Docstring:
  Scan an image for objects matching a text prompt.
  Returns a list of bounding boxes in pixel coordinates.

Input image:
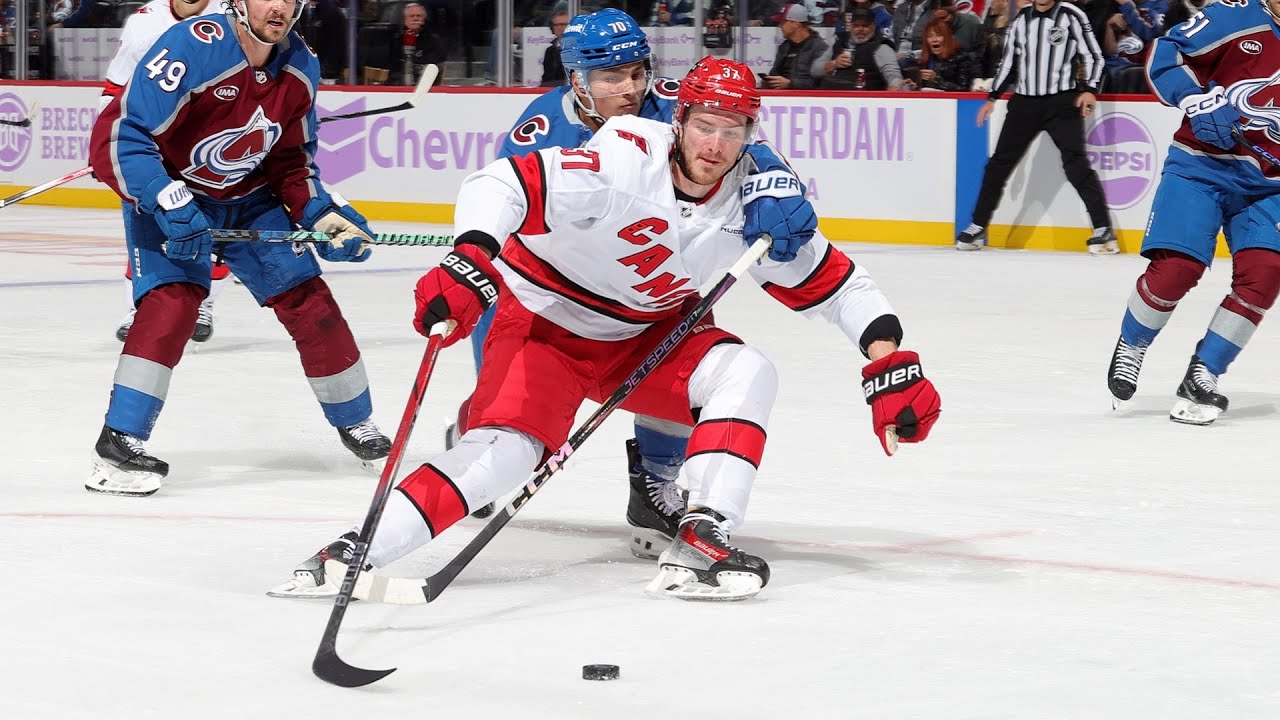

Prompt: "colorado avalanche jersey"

[456,115,896,348]
[100,0,222,109]
[497,78,679,159]
[90,14,324,221]
[1148,0,1280,193]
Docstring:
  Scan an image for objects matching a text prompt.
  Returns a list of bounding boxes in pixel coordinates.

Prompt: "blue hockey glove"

[1179,84,1239,151]
[300,194,374,263]
[741,170,817,262]
[140,179,212,262]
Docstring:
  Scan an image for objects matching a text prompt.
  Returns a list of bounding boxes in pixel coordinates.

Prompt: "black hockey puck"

[582,664,620,681]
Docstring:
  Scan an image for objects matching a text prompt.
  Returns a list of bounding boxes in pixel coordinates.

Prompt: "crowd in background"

[0,0,1213,91]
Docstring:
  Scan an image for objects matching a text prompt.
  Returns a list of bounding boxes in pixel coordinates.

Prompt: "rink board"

[0,82,1226,255]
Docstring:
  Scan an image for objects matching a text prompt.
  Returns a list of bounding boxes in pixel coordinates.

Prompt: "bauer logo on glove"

[741,170,803,201]
[860,350,941,456]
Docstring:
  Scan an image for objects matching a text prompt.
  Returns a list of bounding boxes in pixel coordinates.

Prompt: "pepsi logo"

[191,19,224,44]
[1241,40,1263,55]
[1086,112,1156,210]
[213,85,239,101]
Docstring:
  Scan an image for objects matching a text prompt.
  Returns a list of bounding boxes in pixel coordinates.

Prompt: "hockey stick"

[211,229,453,247]
[312,320,453,689]
[324,236,772,615]
[0,101,39,127]
[1231,125,1280,170]
[318,64,439,124]
[0,166,92,210]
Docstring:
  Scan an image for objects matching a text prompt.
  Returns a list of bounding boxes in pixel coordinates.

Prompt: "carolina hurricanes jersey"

[497,78,679,159]
[100,0,222,109]
[90,14,324,222]
[455,115,897,348]
[1148,0,1280,192]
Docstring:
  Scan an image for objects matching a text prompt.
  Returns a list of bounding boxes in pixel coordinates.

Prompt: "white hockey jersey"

[453,115,900,350]
[100,0,222,110]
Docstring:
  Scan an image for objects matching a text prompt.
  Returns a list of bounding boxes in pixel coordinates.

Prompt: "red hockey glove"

[861,350,940,456]
[413,243,500,346]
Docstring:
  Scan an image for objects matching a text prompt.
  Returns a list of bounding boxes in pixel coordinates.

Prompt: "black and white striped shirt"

[990,1,1104,99]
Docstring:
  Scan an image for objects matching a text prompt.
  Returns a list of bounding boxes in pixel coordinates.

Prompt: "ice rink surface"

[3,206,1278,719]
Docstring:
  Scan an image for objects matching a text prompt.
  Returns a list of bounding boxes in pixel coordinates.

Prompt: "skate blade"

[266,572,340,599]
[955,241,982,251]
[629,527,674,560]
[1169,398,1221,426]
[85,460,162,497]
[644,565,763,602]
[1089,242,1119,255]
[1110,395,1128,411]
[359,457,387,476]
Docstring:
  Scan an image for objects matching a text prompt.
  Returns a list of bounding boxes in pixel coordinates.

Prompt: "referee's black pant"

[970,92,1111,230]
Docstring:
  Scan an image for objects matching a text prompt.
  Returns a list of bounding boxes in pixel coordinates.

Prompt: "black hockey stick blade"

[1231,125,1280,169]
[0,101,38,127]
[318,65,438,124]
[313,632,396,688]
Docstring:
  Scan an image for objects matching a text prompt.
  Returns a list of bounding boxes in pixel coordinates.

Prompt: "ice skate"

[267,531,358,598]
[338,419,391,474]
[955,224,986,251]
[86,425,168,497]
[1087,227,1119,255]
[191,295,215,342]
[1170,354,1228,426]
[1107,335,1148,409]
[625,439,687,559]
[114,308,135,343]
[646,510,769,601]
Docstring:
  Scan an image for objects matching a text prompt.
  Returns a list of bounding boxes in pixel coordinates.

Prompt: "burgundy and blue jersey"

[497,77,679,159]
[91,14,324,223]
[1148,0,1280,193]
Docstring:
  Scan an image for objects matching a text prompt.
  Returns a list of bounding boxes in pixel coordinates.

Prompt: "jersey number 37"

[145,49,188,93]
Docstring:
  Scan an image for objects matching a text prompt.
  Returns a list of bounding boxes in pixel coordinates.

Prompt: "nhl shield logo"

[1048,28,1066,46]
[181,106,282,189]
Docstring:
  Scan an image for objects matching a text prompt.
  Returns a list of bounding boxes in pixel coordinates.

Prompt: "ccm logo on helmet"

[191,19,224,44]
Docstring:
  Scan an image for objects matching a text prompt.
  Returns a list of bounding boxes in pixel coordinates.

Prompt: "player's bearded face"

[244,0,297,42]
[675,107,751,186]
[578,61,650,119]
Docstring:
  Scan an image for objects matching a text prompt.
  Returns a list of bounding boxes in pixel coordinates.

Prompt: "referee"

[956,0,1117,254]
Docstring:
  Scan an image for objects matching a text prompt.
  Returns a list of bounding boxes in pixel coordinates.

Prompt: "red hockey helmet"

[675,56,762,125]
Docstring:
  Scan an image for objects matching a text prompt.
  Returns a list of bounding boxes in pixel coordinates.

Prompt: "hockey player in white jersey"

[101,0,226,344]
[270,57,941,601]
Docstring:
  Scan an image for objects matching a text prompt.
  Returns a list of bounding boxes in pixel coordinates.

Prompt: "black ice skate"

[191,296,214,342]
[1170,354,1229,426]
[1107,335,1149,409]
[955,224,986,251]
[338,419,391,474]
[625,439,687,559]
[266,531,359,598]
[646,510,770,601]
[1087,227,1119,255]
[86,425,169,497]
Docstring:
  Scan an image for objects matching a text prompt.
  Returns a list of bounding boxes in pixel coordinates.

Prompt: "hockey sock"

[633,417,690,483]
[107,283,203,439]
[1120,251,1206,346]
[1197,248,1280,375]
[269,276,372,428]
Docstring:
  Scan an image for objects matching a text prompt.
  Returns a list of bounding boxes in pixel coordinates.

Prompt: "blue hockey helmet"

[559,8,652,76]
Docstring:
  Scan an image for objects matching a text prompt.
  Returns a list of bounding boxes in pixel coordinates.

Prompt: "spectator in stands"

[539,4,569,86]
[892,0,932,57]
[931,0,984,53]
[1113,0,1167,49]
[1075,0,1120,48]
[763,2,829,89]
[298,0,347,84]
[50,0,114,29]
[847,0,894,40]
[917,17,979,90]
[1101,13,1151,93]
[820,7,903,89]
[391,1,447,86]
[1163,0,1208,31]
[979,0,1011,80]
[749,0,783,26]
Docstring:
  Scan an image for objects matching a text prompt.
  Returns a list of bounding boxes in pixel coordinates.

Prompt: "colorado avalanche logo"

[181,107,282,189]
[191,19,224,44]
[654,78,680,99]
[1227,69,1280,143]
[510,114,550,146]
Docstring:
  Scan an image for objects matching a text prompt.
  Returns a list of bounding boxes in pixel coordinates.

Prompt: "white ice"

[2,206,1278,719]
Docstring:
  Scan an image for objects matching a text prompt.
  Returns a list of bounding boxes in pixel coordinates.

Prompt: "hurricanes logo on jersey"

[1227,69,1280,142]
[181,106,282,189]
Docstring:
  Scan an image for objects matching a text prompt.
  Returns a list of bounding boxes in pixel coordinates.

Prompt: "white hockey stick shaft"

[0,166,93,210]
